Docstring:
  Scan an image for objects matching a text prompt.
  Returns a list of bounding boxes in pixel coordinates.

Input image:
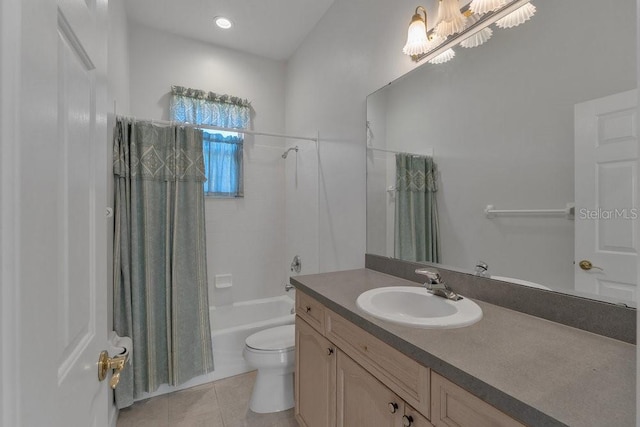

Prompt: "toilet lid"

[246,324,295,351]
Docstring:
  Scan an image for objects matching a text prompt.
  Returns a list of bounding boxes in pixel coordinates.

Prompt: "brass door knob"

[578,260,603,271]
[98,350,128,389]
[388,402,398,414]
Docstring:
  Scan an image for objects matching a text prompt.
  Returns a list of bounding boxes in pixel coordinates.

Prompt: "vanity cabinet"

[295,290,523,427]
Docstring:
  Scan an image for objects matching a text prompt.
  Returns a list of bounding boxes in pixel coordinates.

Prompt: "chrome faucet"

[474,261,490,277]
[415,268,462,301]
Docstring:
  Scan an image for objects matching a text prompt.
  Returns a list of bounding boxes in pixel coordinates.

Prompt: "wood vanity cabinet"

[294,290,524,427]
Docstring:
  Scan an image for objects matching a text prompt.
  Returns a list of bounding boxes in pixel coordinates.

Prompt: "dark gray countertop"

[291,268,636,427]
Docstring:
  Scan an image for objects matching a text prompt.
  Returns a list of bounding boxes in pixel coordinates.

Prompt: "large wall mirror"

[366,0,638,306]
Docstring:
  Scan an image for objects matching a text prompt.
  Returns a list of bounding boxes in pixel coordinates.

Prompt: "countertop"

[291,269,636,427]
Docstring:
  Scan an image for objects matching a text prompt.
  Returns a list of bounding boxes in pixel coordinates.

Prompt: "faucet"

[474,261,490,277]
[415,268,462,301]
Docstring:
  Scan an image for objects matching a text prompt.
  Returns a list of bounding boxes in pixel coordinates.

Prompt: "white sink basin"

[356,286,482,329]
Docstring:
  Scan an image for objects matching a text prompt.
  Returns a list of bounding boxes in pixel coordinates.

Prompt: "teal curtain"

[394,153,440,263]
[169,85,250,198]
[112,117,214,409]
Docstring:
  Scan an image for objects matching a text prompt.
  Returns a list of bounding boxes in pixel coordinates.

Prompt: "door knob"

[98,350,128,389]
[327,348,334,356]
[578,260,603,271]
[388,402,398,414]
[402,415,414,426]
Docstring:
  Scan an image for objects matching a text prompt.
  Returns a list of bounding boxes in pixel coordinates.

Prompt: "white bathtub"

[210,295,295,381]
[136,294,294,400]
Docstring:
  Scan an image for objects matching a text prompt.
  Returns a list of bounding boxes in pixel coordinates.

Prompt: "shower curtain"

[112,117,214,408]
[394,153,440,263]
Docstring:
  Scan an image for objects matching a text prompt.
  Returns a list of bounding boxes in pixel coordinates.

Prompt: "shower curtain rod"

[367,146,434,156]
[116,115,318,143]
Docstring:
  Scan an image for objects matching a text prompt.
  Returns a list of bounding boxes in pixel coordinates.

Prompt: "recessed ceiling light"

[214,16,233,30]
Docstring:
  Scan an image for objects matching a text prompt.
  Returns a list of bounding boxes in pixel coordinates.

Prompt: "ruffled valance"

[170,85,251,130]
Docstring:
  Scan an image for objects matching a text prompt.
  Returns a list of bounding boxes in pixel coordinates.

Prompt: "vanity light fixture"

[434,0,468,38]
[495,2,536,29]
[469,0,506,15]
[214,16,233,29]
[403,0,536,63]
[402,6,431,56]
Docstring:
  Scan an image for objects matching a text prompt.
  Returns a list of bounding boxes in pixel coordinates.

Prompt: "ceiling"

[124,0,336,61]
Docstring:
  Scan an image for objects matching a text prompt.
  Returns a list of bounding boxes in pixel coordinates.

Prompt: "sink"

[356,286,482,329]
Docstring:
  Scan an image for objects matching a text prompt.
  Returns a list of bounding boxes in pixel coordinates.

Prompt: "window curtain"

[394,153,440,263]
[169,85,250,197]
[202,132,244,197]
[112,117,214,409]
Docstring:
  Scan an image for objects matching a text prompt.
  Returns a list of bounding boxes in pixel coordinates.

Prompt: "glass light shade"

[428,48,455,64]
[460,14,493,48]
[434,0,468,38]
[495,3,536,29]
[469,0,506,15]
[403,14,430,56]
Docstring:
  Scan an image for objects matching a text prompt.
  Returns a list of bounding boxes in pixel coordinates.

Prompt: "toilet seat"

[246,324,295,352]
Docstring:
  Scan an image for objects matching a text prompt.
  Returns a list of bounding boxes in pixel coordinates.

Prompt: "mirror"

[366,0,637,306]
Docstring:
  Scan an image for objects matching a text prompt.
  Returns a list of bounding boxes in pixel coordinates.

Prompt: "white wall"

[128,24,292,304]
[285,0,426,272]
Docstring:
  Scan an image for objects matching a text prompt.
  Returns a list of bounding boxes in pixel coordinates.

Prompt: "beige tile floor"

[117,371,298,427]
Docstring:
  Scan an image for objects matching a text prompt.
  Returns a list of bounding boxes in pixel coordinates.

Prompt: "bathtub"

[137,294,294,400]
[210,295,295,381]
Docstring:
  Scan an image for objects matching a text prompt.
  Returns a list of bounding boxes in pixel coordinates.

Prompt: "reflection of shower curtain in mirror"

[394,153,440,263]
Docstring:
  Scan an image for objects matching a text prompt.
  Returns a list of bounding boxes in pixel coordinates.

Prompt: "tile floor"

[117,371,298,427]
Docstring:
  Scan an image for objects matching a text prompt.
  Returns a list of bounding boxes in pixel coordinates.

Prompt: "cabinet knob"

[388,402,398,414]
[327,348,334,356]
[402,415,414,426]
[305,306,311,313]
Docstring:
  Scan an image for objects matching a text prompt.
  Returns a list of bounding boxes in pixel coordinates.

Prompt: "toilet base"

[249,370,294,413]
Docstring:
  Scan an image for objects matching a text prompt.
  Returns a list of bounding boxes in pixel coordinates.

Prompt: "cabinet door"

[404,405,435,427]
[295,316,336,427]
[431,373,525,427]
[337,351,403,427]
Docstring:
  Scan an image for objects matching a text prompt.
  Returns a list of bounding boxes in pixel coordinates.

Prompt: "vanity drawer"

[431,373,525,427]
[325,309,430,418]
[296,291,325,334]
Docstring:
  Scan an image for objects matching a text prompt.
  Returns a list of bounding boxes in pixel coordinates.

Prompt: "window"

[202,130,243,197]
[169,85,251,198]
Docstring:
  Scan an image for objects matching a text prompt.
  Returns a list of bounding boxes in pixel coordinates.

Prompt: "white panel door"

[1,0,109,425]
[56,0,109,426]
[574,90,638,303]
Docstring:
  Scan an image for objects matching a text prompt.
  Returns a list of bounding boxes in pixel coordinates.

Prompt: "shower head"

[281,146,299,159]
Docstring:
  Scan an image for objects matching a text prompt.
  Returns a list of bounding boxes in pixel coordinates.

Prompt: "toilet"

[243,324,295,413]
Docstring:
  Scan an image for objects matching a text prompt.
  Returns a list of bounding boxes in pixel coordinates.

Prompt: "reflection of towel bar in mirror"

[485,203,575,219]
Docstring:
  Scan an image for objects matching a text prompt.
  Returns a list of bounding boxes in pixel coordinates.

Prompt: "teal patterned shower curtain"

[112,117,214,408]
[394,153,440,263]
